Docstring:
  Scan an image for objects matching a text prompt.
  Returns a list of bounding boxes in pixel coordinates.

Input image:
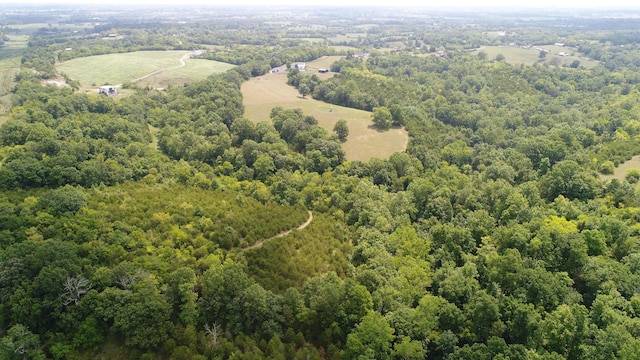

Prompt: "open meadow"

[330,45,361,53]
[304,55,344,79]
[56,51,235,90]
[600,155,640,188]
[242,71,408,161]
[0,35,29,60]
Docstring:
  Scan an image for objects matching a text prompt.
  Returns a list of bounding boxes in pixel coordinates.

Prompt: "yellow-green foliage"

[74,182,309,270]
[245,212,352,292]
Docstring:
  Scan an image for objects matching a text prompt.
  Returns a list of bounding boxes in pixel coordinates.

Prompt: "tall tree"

[372,107,392,130]
[333,119,349,141]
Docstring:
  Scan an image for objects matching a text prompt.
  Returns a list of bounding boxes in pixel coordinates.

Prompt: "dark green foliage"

[333,119,349,141]
[37,185,86,215]
[540,161,599,201]
[372,106,392,130]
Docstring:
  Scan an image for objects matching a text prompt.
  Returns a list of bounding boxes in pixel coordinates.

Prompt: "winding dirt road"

[243,211,313,251]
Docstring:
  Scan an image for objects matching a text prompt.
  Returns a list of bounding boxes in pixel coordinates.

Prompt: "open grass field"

[242,72,408,161]
[56,51,234,89]
[0,94,12,125]
[283,37,325,44]
[8,23,93,34]
[327,33,367,43]
[0,57,20,96]
[134,58,236,88]
[307,55,344,71]
[600,155,640,189]
[354,24,379,30]
[0,35,29,60]
[478,45,600,68]
[331,45,361,53]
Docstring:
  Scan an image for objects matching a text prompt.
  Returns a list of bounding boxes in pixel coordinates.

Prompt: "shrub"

[626,169,640,184]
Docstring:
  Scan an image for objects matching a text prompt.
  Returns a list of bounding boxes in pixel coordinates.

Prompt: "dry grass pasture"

[600,155,640,188]
[303,55,344,79]
[242,72,408,161]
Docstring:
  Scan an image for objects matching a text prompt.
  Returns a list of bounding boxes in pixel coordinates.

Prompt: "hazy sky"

[17,0,640,8]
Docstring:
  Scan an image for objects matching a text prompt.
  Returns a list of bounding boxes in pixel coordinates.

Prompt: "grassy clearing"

[331,45,361,53]
[0,57,21,122]
[287,24,327,31]
[600,155,640,188]
[478,45,599,68]
[134,58,235,89]
[56,51,234,89]
[327,33,366,43]
[8,23,91,34]
[306,55,343,70]
[148,124,160,150]
[0,35,29,60]
[242,72,408,161]
[386,41,406,49]
[354,24,379,30]
[0,57,20,96]
[283,37,325,44]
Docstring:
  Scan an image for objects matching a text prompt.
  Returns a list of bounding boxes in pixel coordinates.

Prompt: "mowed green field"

[479,45,599,68]
[136,58,236,88]
[56,51,234,89]
[242,72,408,161]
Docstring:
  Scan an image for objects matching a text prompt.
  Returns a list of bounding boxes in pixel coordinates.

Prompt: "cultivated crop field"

[56,51,234,89]
[242,72,408,161]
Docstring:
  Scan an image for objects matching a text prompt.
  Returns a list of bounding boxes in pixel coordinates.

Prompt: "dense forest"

[2,4,640,360]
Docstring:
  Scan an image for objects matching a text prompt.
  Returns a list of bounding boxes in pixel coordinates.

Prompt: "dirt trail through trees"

[243,210,313,251]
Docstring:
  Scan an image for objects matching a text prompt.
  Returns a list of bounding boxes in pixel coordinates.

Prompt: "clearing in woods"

[0,57,22,125]
[600,155,640,188]
[56,50,235,90]
[478,45,600,68]
[242,58,408,161]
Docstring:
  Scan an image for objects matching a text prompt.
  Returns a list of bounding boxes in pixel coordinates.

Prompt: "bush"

[626,169,640,184]
[599,161,615,175]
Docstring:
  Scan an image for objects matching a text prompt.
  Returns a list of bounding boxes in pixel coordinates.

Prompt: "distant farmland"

[56,51,235,90]
[478,45,599,68]
[242,71,408,162]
